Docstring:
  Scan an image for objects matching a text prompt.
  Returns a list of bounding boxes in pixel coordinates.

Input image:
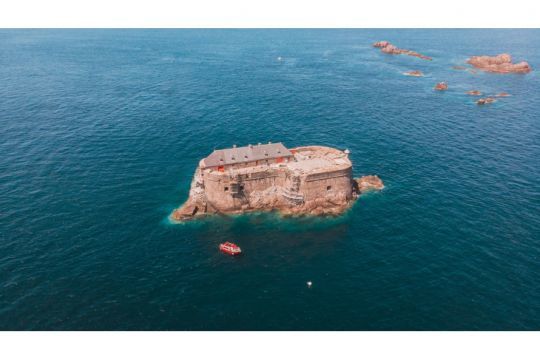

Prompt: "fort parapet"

[171,143,383,220]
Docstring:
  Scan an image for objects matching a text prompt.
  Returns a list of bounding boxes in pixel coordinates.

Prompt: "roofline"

[200,142,293,169]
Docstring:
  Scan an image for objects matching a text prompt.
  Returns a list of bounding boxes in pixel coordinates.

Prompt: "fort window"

[327,186,332,191]
[224,186,229,192]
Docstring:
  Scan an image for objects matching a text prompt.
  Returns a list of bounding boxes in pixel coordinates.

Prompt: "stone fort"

[172,142,358,219]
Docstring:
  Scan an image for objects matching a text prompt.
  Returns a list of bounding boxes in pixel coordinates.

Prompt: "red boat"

[219,242,242,256]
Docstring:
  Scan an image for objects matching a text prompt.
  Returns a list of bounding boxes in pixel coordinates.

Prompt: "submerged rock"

[495,92,510,97]
[467,54,532,74]
[404,70,424,77]
[466,90,482,96]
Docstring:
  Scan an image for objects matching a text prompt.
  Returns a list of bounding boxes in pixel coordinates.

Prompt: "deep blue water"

[1,29,539,330]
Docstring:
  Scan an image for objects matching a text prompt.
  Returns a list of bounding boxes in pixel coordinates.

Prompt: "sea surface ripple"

[0,29,539,330]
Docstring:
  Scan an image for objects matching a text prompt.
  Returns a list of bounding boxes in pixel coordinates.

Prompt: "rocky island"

[467,54,532,74]
[171,143,383,221]
[373,41,432,60]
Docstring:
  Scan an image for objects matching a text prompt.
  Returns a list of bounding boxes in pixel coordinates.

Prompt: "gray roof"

[202,143,292,168]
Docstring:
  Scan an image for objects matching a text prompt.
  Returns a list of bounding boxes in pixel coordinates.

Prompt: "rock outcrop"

[434,82,448,91]
[354,175,385,193]
[404,70,424,77]
[170,144,383,221]
[467,54,532,74]
[373,41,432,61]
[466,90,482,96]
[373,41,391,48]
[476,97,496,105]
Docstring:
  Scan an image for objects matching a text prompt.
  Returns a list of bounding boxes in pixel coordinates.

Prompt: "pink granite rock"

[466,90,482,96]
[434,82,448,91]
[476,97,496,105]
[467,54,532,74]
[373,41,390,48]
[354,175,384,193]
[404,70,424,77]
[373,41,432,61]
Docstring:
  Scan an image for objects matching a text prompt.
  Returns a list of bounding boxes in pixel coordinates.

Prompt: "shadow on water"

[161,206,359,268]
[165,208,354,232]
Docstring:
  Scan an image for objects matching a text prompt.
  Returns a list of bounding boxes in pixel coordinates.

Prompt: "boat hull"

[219,243,242,256]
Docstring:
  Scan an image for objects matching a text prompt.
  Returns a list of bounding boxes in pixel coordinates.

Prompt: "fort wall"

[300,168,353,202]
[171,145,381,220]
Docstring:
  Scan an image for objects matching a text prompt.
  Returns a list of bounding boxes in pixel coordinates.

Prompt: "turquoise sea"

[1,29,539,330]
